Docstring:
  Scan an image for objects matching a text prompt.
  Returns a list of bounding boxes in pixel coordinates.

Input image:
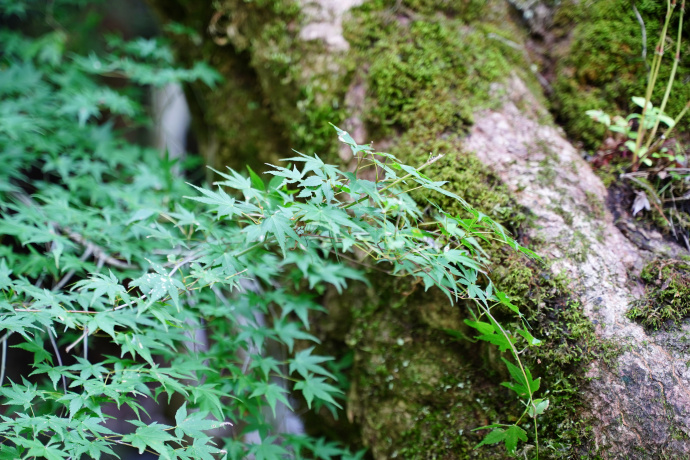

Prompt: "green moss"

[154,0,617,457]
[537,160,557,186]
[411,141,526,226]
[551,0,690,149]
[345,5,525,141]
[342,0,531,228]
[345,251,618,458]
[229,2,351,161]
[627,259,690,330]
[398,0,488,18]
[552,205,575,226]
[158,0,353,171]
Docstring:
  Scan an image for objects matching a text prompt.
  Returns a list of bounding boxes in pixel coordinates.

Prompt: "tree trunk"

[148,0,690,458]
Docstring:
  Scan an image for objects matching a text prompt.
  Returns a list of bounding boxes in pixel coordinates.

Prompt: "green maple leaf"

[294,374,342,410]
[289,347,335,380]
[121,421,175,455]
[249,382,291,417]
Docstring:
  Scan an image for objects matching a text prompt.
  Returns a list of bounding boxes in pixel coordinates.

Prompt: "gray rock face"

[465,74,690,458]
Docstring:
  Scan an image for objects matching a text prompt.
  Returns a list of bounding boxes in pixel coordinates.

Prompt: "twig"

[65,329,88,354]
[64,228,133,270]
[14,308,98,314]
[95,254,105,272]
[47,328,67,394]
[211,285,259,374]
[83,327,88,361]
[113,295,147,311]
[168,249,206,277]
[0,337,7,388]
[344,154,445,210]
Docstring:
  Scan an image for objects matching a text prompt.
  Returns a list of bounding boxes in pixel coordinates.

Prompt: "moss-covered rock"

[627,259,690,330]
[150,0,353,171]
[492,255,616,456]
[345,0,527,139]
[336,277,515,459]
[335,2,614,457]
[342,0,533,224]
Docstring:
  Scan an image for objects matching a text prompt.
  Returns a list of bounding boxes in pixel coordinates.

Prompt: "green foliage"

[552,0,690,149]
[0,2,545,458]
[584,0,690,240]
[585,0,688,170]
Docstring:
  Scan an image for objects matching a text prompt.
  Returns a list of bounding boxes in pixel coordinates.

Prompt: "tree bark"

[148,0,690,458]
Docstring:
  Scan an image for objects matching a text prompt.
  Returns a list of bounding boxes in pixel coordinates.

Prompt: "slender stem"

[646,99,690,156]
[53,246,93,291]
[534,417,539,459]
[168,248,205,277]
[632,0,649,70]
[234,239,271,258]
[83,327,88,361]
[483,306,539,455]
[634,0,674,167]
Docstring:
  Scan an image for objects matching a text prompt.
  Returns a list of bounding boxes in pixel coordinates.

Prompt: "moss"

[222,1,352,162]
[408,140,526,228]
[537,161,557,186]
[627,259,690,330]
[345,4,526,141]
[398,0,488,19]
[342,0,531,228]
[551,205,575,226]
[151,0,620,457]
[350,249,620,459]
[551,0,690,149]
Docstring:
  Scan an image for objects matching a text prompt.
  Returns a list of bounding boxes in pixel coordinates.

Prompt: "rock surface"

[465,74,690,458]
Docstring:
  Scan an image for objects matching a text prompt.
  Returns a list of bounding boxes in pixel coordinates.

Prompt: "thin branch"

[0,336,7,388]
[65,330,88,354]
[47,328,67,394]
[211,285,259,374]
[344,154,445,209]
[83,327,88,361]
[14,308,98,314]
[64,228,133,270]
[168,249,206,277]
